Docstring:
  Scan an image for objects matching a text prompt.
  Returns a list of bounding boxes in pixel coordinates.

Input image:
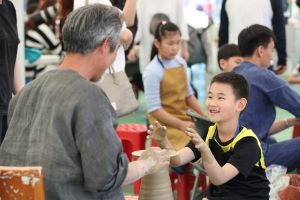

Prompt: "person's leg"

[266,136,277,144]
[0,115,8,144]
[265,138,300,172]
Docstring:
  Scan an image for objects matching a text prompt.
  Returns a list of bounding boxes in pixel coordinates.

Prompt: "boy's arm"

[185,128,239,186]
[186,95,206,116]
[148,121,195,167]
[150,108,195,132]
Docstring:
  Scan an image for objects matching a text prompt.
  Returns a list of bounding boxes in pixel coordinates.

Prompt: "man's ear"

[237,98,247,112]
[257,45,264,57]
[154,39,160,49]
[219,59,226,71]
[98,38,110,53]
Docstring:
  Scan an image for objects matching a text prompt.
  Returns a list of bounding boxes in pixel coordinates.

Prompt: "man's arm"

[13,63,24,94]
[122,147,170,186]
[122,0,137,27]
[269,118,300,135]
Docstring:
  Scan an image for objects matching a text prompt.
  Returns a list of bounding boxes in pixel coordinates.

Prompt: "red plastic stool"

[116,124,147,195]
[171,164,207,200]
[292,125,300,138]
[124,195,138,200]
[116,124,147,161]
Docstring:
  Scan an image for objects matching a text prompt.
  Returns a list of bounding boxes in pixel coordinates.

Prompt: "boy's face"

[220,56,243,72]
[258,39,274,68]
[205,82,246,124]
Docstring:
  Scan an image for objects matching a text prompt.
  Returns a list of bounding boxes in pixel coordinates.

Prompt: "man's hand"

[139,147,170,175]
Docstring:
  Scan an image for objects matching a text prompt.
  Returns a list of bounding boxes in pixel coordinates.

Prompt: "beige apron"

[148,60,192,150]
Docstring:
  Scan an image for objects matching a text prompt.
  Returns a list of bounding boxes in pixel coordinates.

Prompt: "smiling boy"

[149,72,270,199]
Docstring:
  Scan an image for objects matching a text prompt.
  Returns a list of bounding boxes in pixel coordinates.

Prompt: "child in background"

[217,44,242,72]
[149,13,170,60]
[143,21,205,151]
[149,72,270,199]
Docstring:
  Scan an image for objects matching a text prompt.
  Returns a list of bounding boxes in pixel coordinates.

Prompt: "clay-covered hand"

[138,147,170,175]
[185,128,207,153]
[147,121,168,146]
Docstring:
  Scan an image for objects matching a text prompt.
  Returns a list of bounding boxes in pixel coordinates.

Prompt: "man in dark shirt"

[0,0,23,144]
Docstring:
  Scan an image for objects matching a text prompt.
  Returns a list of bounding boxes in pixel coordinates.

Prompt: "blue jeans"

[264,137,300,172]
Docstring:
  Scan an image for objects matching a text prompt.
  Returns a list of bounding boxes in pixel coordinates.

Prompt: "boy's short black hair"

[217,44,241,69]
[210,72,249,100]
[238,24,275,57]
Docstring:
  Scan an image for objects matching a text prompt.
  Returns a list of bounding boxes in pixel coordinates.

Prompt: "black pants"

[0,115,8,145]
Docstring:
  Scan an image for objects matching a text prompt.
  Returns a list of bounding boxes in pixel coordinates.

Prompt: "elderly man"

[0,5,169,199]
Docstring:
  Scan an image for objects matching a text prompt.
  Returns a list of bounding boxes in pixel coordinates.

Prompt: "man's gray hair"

[62,4,123,54]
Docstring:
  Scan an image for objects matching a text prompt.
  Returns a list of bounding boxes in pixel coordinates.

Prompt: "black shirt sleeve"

[227,137,260,178]
[218,0,229,47]
[186,140,202,163]
[271,0,287,66]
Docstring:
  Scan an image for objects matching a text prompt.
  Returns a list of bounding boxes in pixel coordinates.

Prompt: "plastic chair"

[190,162,208,200]
[116,124,148,161]
[170,164,207,200]
[116,124,148,195]
[0,166,45,200]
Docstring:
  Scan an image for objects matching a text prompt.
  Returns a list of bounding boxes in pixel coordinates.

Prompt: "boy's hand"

[185,128,207,152]
[147,121,168,148]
